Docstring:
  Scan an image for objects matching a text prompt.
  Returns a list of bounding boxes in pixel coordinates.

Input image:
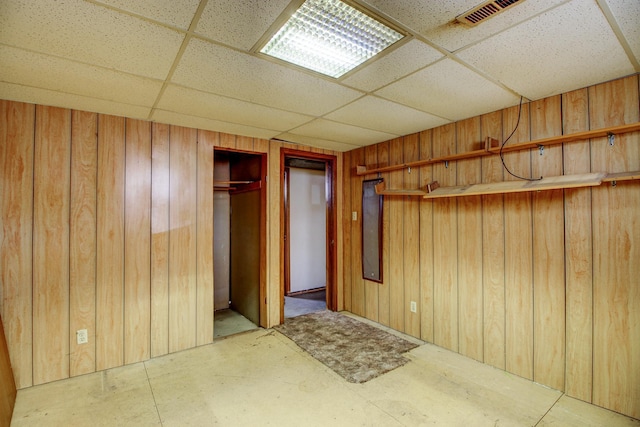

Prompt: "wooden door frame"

[280,149,338,323]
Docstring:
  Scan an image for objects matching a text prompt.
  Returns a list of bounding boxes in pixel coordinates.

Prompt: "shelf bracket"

[408,166,412,174]
[538,145,544,156]
[445,161,449,168]
[608,132,615,146]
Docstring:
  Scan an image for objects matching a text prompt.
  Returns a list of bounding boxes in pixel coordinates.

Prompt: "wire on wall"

[499,96,543,181]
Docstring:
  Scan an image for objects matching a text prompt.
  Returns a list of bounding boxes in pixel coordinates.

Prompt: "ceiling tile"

[93,0,201,30]
[196,0,291,50]
[341,39,444,92]
[423,0,567,52]
[0,46,162,107]
[275,133,363,152]
[0,0,184,79]
[325,96,449,135]
[157,85,313,131]
[0,82,152,119]
[151,109,280,140]
[603,0,640,62]
[288,119,397,145]
[457,0,636,100]
[361,0,479,36]
[172,38,364,116]
[376,58,520,120]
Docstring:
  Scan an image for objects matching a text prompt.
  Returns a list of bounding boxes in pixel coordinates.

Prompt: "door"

[230,186,261,325]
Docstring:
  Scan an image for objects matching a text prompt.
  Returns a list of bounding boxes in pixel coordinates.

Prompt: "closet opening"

[213,149,266,338]
[281,149,337,321]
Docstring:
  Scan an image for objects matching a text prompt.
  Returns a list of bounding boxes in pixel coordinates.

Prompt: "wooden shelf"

[374,171,640,199]
[358,122,640,176]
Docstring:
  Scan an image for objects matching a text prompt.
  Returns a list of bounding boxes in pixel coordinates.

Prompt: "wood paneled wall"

[343,74,640,419]
[0,99,340,390]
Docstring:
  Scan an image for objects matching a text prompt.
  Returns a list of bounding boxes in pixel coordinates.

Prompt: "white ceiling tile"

[341,39,444,92]
[196,0,291,50]
[157,85,313,131]
[288,119,397,145]
[457,0,636,100]
[361,0,479,36]
[325,96,450,135]
[424,0,567,52]
[0,0,184,79]
[376,59,520,120]
[0,82,152,119]
[172,38,364,116]
[0,46,162,107]
[603,0,640,62]
[152,109,280,140]
[93,0,201,29]
[275,133,363,152]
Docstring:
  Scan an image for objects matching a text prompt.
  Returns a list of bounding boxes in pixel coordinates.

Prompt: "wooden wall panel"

[432,124,458,351]
[403,134,420,338]
[340,74,640,420]
[236,135,254,152]
[220,133,236,149]
[124,119,151,364]
[169,126,198,353]
[503,103,534,381]
[480,111,505,369]
[0,100,34,389]
[196,131,215,345]
[562,88,593,402]
[268,140,282,325]
[350,148,365,317]
[33,105,71,385]
[150,123,170,357]
[363,145,379,322]
[341,150,352,313]
[418,130,434,343]
[456,117,483,361]
[0,314,16,426]
[376,141,390,327]
[388,138,404,331]
[530,96,565,391]
[590,75,640,419]
[96,114,125,371]
[69,110,97,377]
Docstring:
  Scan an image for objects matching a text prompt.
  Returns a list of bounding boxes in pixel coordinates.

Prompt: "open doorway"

[281,149,337,322]
[213,149,266,338]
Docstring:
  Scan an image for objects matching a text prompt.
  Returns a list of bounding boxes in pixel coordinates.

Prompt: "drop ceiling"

[0,0,638,152]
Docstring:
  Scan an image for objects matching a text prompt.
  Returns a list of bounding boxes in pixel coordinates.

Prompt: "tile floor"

[10,313,640,427]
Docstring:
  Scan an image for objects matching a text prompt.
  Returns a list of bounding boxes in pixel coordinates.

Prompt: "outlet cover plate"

[77,329,88,344]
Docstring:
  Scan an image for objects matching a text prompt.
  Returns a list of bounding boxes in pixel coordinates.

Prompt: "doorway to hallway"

[280,149,337,321]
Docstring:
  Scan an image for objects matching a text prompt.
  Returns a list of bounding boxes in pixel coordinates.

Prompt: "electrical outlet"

[77,329,88,345]
[352,211,358,221]
[410,301,417,313]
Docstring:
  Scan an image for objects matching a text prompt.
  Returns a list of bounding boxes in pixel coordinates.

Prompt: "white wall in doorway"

[289,167,326,293]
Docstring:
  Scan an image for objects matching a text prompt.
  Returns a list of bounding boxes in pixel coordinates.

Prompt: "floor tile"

[11,364,159,426]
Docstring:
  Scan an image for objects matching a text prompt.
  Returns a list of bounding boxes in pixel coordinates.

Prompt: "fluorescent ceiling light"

[260,0,404,78]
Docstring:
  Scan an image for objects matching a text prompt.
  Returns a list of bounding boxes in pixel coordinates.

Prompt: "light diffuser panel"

[260,0,404,78]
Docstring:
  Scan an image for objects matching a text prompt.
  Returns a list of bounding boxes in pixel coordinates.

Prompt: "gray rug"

[274,311,419,383]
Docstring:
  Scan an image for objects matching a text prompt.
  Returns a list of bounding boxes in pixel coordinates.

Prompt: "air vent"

[456,0,525,26]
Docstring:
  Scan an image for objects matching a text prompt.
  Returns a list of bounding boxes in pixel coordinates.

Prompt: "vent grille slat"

[457,0,524,26]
